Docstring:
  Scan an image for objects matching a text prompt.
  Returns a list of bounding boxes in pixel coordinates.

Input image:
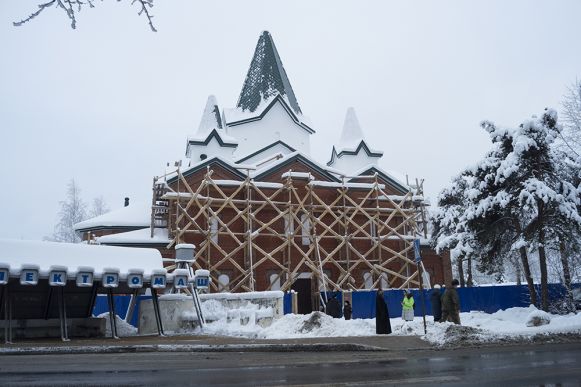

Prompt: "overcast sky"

[1,0,580,241]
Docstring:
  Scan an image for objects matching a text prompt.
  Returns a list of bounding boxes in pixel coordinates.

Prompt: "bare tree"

[558,80,581,156]
[51,179,87,243]
[14,0,157,32]
[89,196,109,218]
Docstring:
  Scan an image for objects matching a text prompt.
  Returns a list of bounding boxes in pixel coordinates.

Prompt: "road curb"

[0,342,388,355]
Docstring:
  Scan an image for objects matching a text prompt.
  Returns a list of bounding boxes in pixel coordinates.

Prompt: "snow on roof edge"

[0,238,164,278]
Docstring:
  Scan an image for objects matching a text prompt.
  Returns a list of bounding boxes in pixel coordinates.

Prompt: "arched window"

[210,216,219,244]
[370,221,377,243]
[218,274,230,292]
[269,273,281,291]
[301,213,311,246]
[363,272,373,289]
[284,212,294,236]
[380,273,389,289]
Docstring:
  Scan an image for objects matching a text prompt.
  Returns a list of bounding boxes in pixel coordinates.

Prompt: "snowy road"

[0,342,580,386]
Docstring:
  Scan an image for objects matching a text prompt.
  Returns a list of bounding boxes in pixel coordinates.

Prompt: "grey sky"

[1,0,580,240]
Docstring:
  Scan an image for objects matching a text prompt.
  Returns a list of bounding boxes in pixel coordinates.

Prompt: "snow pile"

[198,299,228,321]
[201,311,375,339]
[191,305,581,346]
[526,309,552,327]
[97,313,138,337]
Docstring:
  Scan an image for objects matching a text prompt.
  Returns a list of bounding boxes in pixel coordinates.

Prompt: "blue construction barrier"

[283,292,293,315]
[351,289,416,319]
[282,283,581,318]
[92,295,150,327]
[94,284,580,326]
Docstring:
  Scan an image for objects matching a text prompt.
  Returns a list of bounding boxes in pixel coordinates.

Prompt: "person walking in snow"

[343,300,352,320]
[430,284,443,322]
[441,279,461,324]
[401,291,415,321]
[375,288,392,334]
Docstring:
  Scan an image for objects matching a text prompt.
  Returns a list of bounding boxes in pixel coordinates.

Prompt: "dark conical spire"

[236,31,302,115]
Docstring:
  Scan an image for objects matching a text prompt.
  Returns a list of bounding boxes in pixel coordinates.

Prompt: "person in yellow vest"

[402,291,415,321]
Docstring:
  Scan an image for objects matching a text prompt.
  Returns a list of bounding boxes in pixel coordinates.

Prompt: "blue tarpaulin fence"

[93,295,150,327]
[286,283,581,318]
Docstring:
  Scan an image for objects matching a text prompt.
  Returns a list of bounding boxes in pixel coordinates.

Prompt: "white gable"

[186,95,238,163]
[186,133,237,162]
[327,108,383,175]
[226,99,311,158]
[330,149,381,175]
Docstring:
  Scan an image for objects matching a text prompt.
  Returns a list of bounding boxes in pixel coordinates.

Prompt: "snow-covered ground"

[104,303,581,346]
[196,303,581,346]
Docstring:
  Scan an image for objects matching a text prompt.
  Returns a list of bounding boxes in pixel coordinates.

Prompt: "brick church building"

[75,32,452,300]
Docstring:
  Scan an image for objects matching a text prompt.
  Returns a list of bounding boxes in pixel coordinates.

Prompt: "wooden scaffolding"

[156,167,426,293]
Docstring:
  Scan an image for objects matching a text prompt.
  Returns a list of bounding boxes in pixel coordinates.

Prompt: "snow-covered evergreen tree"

[463,119,538,303]
[432,109,581,310]
[431,172,478,286]
[502,109,581,310]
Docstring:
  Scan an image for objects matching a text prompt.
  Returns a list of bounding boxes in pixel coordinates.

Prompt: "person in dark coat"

[441,279,461,324]
[430,284,443,322]
[375,289,392,334]
[325,295,341,318]
[343,300,352,320]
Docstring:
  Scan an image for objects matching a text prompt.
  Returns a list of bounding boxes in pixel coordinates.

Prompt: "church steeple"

[327,107,383,173]
[196,95,223,136]
[186,95,237,163]
[236,31,302,115]
[338,107,365,148]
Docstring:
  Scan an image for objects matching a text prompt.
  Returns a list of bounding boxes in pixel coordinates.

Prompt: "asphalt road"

[0,342,580,386]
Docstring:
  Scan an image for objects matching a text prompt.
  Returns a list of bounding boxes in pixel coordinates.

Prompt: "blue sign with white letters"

[0,268,8,285]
